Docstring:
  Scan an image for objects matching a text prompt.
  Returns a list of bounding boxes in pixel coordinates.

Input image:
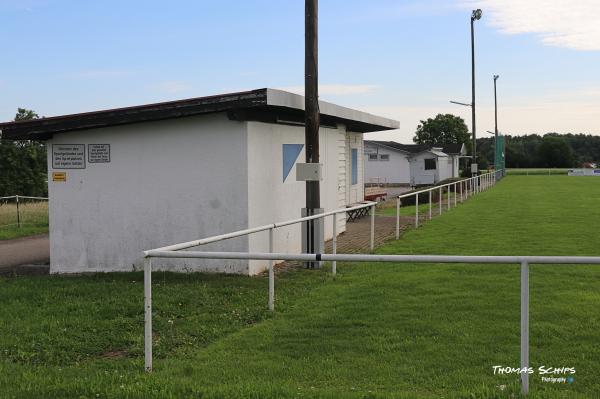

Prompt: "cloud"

[155,81,191,94]
[278,84,379,96]
[461,0,600,51]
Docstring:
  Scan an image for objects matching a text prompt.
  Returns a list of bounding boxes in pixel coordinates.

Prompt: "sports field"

[1,176,599,398]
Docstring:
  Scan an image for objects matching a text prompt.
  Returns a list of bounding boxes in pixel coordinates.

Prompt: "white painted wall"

[363,143,410,184]
[47,113,251,274]
[451,155,460,178]
[246,122,351,275]
[409,152,450,185]
[47,114,365,276]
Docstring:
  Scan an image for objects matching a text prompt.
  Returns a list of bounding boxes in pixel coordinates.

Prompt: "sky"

[1,0,600,143]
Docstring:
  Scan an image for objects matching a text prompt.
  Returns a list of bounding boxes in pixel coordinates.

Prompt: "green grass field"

[1,176,599,398]
[0,199,49,240]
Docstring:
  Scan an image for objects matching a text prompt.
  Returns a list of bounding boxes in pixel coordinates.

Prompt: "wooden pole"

[305,0,320,267]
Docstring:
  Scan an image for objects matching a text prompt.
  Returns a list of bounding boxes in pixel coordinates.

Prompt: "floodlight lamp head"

[494,74,500,80]
[472,9,482,21]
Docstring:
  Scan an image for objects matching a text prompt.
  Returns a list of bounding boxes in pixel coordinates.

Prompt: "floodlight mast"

[493,74,499,169]
[449,100,472,107]
[470,8,482,177]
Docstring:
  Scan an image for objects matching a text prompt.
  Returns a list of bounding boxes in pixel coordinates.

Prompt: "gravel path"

[0,234,49,276]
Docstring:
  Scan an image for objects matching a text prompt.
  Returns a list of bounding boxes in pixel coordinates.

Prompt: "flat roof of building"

[365,140,465,156]
[0,88,400,140]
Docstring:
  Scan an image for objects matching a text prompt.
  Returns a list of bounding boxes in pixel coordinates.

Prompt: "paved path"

[0,234,49,276]
[276,214,415,272]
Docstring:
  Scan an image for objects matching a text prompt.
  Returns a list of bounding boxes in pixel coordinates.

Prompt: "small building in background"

[364,141,466,186]
[408,147,451,185]
[0,88,398,275]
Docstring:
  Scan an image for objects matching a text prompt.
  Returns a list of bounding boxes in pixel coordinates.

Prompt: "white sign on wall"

[88,144,111,163]
[52,144,85,169]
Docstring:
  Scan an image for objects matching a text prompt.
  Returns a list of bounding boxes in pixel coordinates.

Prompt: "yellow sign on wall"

[52,172,67,182]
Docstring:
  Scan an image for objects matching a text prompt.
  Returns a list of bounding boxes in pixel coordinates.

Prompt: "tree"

[0,108,47,197]
[537,136,574,168]
[14,108,39,121]
[413,114,470,147]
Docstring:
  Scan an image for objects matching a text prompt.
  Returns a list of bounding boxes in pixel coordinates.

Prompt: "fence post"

[415,193,419,228]
[395,198,400,239]
[370,204,375,251]
[454,183,457,207]
[144,257,153,372]
[16,195,21,228]
[428,190,432,220]
[439,187,442,215]
[332,214,337,275]
[447,186,451,209]
[521,260,530,395]
[268,227,274,311]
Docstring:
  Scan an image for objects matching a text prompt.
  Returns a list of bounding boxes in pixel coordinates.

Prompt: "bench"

[346,201,373,222]
[364,186,387,202]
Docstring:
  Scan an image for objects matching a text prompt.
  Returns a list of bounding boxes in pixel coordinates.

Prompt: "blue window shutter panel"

[282,144,304,182]
[351,148,358,185]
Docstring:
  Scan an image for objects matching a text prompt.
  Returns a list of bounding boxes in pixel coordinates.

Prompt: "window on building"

[379,154,390,161]
[368,153,378,161]
[351,148,358,185]
[424,158,436,170]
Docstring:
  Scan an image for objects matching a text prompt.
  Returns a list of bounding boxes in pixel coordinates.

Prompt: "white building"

[0,88,398,275]
[409,143,466,185]
[365,141,466,186]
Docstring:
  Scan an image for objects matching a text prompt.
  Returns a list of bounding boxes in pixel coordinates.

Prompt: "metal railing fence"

[141,170,507,371]
[143,250,600,395]
[395,170,502,235]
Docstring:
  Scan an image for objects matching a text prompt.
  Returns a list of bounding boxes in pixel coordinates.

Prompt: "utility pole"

[493,74,499,170]
[304,0,321,268]
[470,9,482,178]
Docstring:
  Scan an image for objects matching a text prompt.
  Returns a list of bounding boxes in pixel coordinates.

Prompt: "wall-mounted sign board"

[52,172,67,182]
[52,144,85,169]
[89,144,111,163]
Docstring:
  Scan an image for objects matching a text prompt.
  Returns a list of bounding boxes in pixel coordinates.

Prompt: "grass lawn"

[0,200,49,240]
[0,224,49,240]
[1,176,599,398]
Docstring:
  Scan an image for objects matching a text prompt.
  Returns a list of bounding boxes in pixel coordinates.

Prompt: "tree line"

[476,133,599,169]
[0,109,48,197]
[414,113,598,169]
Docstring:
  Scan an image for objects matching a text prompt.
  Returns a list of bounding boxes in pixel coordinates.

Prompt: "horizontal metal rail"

[145,251,600,265]
[142,169,508,379]
[397,170,499,200]
[146,201,377,254]
[395,170,503,237]
[0,195,48,201]
[143,250,598,395]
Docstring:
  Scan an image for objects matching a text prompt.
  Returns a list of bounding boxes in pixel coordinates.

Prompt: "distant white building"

[0,88,398,275]
[365,141,466,186]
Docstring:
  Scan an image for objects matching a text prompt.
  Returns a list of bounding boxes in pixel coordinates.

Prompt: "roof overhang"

[0,88,400,140]
[407,149,449,158]
[364,140,412,155]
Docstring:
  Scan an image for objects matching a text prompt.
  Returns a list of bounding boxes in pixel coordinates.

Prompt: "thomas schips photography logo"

[493,365,576,384]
